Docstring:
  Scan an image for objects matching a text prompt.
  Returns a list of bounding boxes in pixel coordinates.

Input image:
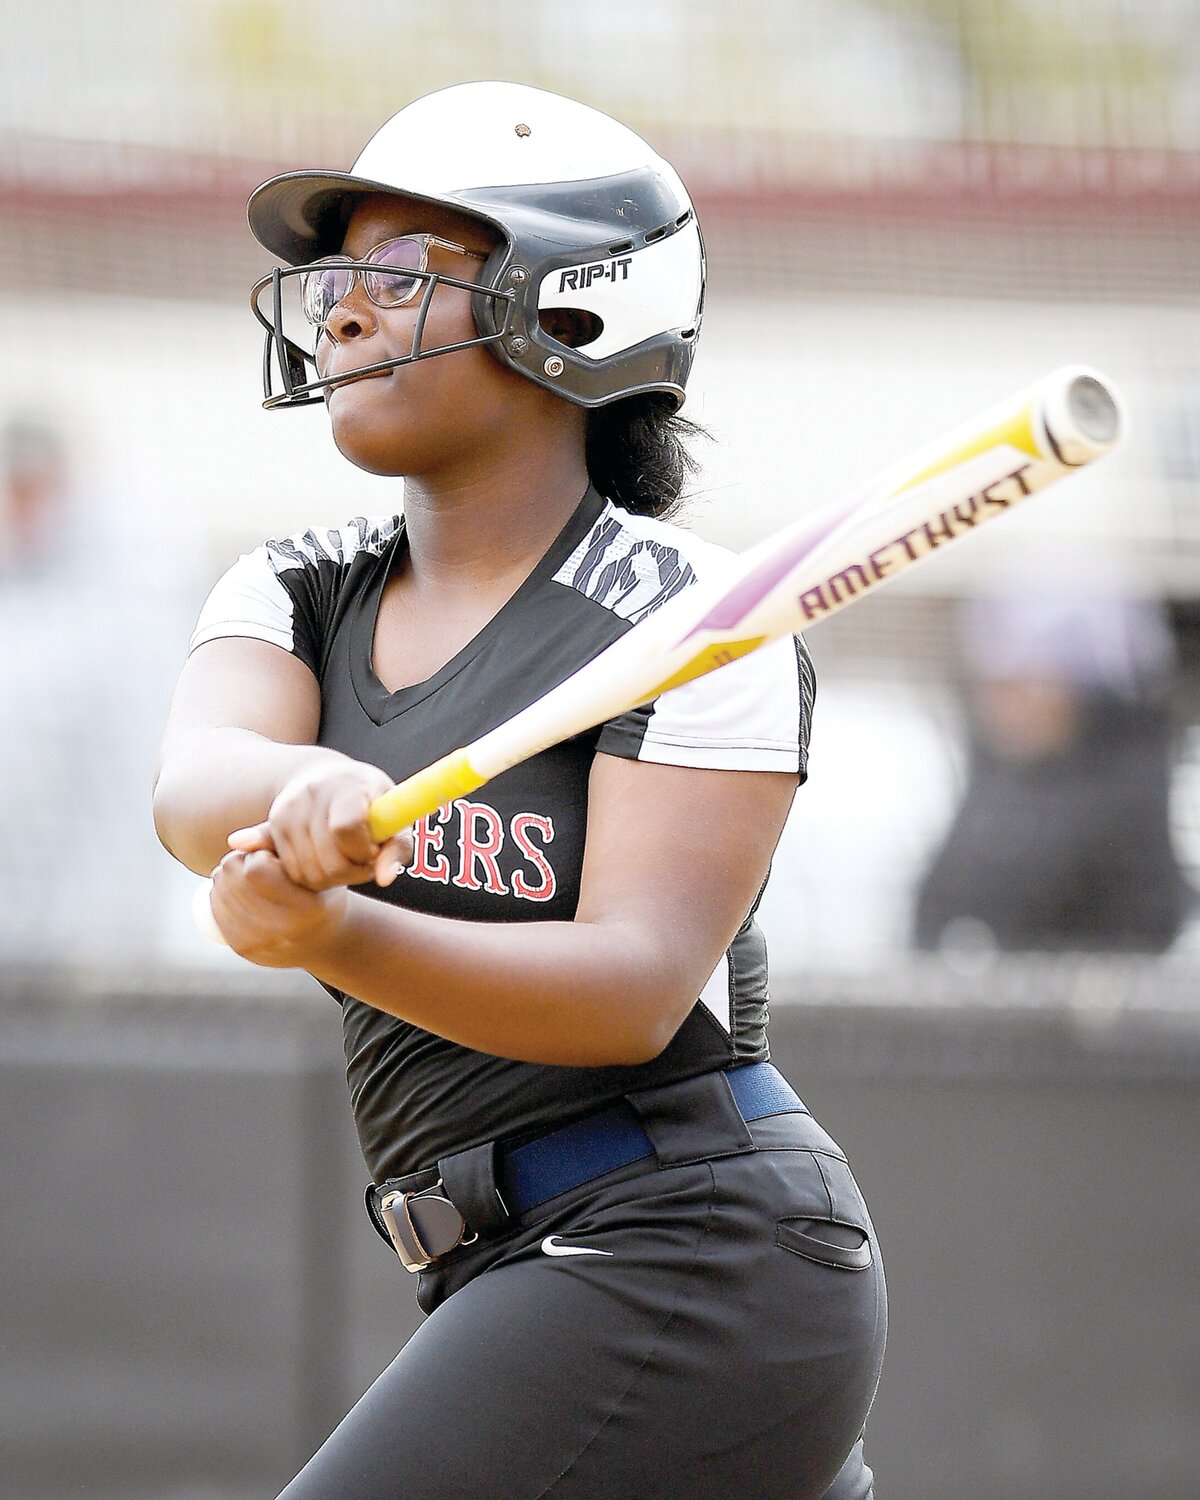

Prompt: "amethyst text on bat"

[795,462,1035,622]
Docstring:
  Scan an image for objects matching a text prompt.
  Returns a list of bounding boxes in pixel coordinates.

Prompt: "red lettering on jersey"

[510,813,557,902]
[453,799,508,894]
[408,804,453,885]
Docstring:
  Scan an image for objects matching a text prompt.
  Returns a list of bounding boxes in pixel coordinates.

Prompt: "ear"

[538,306,603,348]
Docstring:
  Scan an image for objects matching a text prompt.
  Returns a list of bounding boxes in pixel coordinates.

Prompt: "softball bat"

[195,364,1124,944]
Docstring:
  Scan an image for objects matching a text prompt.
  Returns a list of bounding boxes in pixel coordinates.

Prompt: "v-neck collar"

[349,486,607,726]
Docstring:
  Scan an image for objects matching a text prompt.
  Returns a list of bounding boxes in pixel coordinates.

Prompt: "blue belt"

[501,1061,806,1213]
[369,1062,808,1271]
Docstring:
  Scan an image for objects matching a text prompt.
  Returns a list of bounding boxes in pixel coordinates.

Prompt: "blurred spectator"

[0,418,71,576]
[914,581,1193,957]
[0,414,195,964]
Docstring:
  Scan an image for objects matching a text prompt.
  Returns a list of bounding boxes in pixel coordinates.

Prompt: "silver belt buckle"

[377,1181,476,1273]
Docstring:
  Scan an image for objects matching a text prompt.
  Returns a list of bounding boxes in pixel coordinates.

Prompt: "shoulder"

[582,502,815,778]
[258,515,401,577]
[189,515,401,668]
[552,499,737,625]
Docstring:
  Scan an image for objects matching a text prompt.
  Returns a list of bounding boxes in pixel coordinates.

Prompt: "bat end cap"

[1066,373,1121,446]
[1040,365,1125,465]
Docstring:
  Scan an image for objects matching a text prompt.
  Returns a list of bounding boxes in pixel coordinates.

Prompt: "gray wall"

[2,963,1198,1500]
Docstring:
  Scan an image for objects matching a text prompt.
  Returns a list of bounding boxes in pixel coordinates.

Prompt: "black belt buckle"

[377,1180,477,1273]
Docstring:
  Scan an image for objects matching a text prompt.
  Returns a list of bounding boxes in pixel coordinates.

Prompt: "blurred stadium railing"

[5,0,1198,303]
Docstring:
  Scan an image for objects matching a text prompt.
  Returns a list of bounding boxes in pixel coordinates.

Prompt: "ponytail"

[585,393,705,520]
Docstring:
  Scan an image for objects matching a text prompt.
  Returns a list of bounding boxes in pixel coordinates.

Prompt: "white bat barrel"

[727,364,1126,642]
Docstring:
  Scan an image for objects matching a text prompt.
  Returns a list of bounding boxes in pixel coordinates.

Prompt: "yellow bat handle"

[366,747,488,841]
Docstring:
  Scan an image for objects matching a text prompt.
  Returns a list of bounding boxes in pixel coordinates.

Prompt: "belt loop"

[626,1070,754,1166]
[438,1139,510,1231]
[365,1180,397,1250]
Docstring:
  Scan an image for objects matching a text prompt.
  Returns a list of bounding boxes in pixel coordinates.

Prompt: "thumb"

[374,829,415,888]
[227,822,277,853]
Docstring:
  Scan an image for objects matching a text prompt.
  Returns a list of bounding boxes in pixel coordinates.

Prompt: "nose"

[324,280,378,344]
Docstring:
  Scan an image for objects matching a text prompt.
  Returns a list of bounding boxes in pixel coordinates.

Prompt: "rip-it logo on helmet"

[558,260,634,291]
[245,81,705,411]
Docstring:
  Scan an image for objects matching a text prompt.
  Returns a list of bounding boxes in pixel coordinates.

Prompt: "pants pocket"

[776,1215,873,1271]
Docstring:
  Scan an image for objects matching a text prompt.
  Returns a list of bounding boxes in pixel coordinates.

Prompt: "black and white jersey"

[190,487,815,1179]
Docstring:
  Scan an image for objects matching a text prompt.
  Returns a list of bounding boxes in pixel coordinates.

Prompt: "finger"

[219,850,322,932]
[213,849,287,909]
[328,786,382,867]
[270,793,353,891]
[210,851,321,961]
[231,822,365,894]
[375,829,415,888]
[272,818,330,892]
[227,822,276,852]
[261,782,331,890]
[237,848,317,908]
[209,853,278,951]
[277,820,377,892]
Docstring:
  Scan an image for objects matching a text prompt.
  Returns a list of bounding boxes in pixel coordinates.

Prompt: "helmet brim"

[247,170,505,264]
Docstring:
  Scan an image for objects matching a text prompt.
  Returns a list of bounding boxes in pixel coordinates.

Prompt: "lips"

[324,366,392,394]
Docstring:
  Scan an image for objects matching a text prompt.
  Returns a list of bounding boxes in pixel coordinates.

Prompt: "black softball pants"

[278,1081,887,1500]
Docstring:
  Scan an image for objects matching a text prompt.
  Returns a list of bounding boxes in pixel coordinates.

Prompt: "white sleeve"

[597,633,815,778]
[185,517,399,675]
[188,546,301,659]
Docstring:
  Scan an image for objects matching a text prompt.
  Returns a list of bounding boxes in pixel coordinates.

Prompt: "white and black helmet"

[247,81,706,411]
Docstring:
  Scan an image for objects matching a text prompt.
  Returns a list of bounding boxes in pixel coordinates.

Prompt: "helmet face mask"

[247,83,706,412]
[250,251,518,410]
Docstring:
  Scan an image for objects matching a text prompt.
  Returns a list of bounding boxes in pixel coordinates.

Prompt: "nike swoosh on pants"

[540,1235,614,1258]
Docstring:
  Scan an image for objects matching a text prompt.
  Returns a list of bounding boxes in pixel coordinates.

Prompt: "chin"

[326,384,412,476]
[330,430,409,477]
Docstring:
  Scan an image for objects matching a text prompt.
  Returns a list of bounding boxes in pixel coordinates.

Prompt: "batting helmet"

[247,81,706,411]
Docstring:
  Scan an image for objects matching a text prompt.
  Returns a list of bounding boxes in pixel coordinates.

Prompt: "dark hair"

[585,393,706,520]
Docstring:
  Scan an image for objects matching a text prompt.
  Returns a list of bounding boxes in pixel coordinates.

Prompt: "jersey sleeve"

[188,517,399,678]
[597,633,815,779]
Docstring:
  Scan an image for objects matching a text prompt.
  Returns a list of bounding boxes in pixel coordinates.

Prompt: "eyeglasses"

[299,234,487,327]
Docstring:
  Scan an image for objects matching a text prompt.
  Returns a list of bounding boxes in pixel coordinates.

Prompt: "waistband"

[367,1062,807,1272]
[503,1059,805,1211]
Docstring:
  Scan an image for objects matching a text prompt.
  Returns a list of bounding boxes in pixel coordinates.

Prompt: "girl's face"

[315,194,518,478]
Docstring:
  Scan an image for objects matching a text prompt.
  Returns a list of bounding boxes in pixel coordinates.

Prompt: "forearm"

[153,728,353,875]
[307,894,691,1067]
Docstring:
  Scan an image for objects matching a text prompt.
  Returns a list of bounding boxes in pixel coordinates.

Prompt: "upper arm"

[575,753,798,1029]
[159,636,321,756]
[573,621,812,1043]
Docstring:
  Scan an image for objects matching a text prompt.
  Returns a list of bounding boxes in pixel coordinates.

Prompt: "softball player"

[156,82,886,1500]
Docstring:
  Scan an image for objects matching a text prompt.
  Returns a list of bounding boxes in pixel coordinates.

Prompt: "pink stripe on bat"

[678,506,849,639]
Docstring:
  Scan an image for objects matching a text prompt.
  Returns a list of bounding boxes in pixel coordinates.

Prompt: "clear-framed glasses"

[298,234,487,327]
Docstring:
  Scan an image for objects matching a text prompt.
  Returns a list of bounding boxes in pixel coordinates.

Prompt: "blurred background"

[2,3,1198,1497]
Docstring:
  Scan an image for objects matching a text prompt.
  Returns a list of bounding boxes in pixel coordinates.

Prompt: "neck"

[400,432,590,591]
